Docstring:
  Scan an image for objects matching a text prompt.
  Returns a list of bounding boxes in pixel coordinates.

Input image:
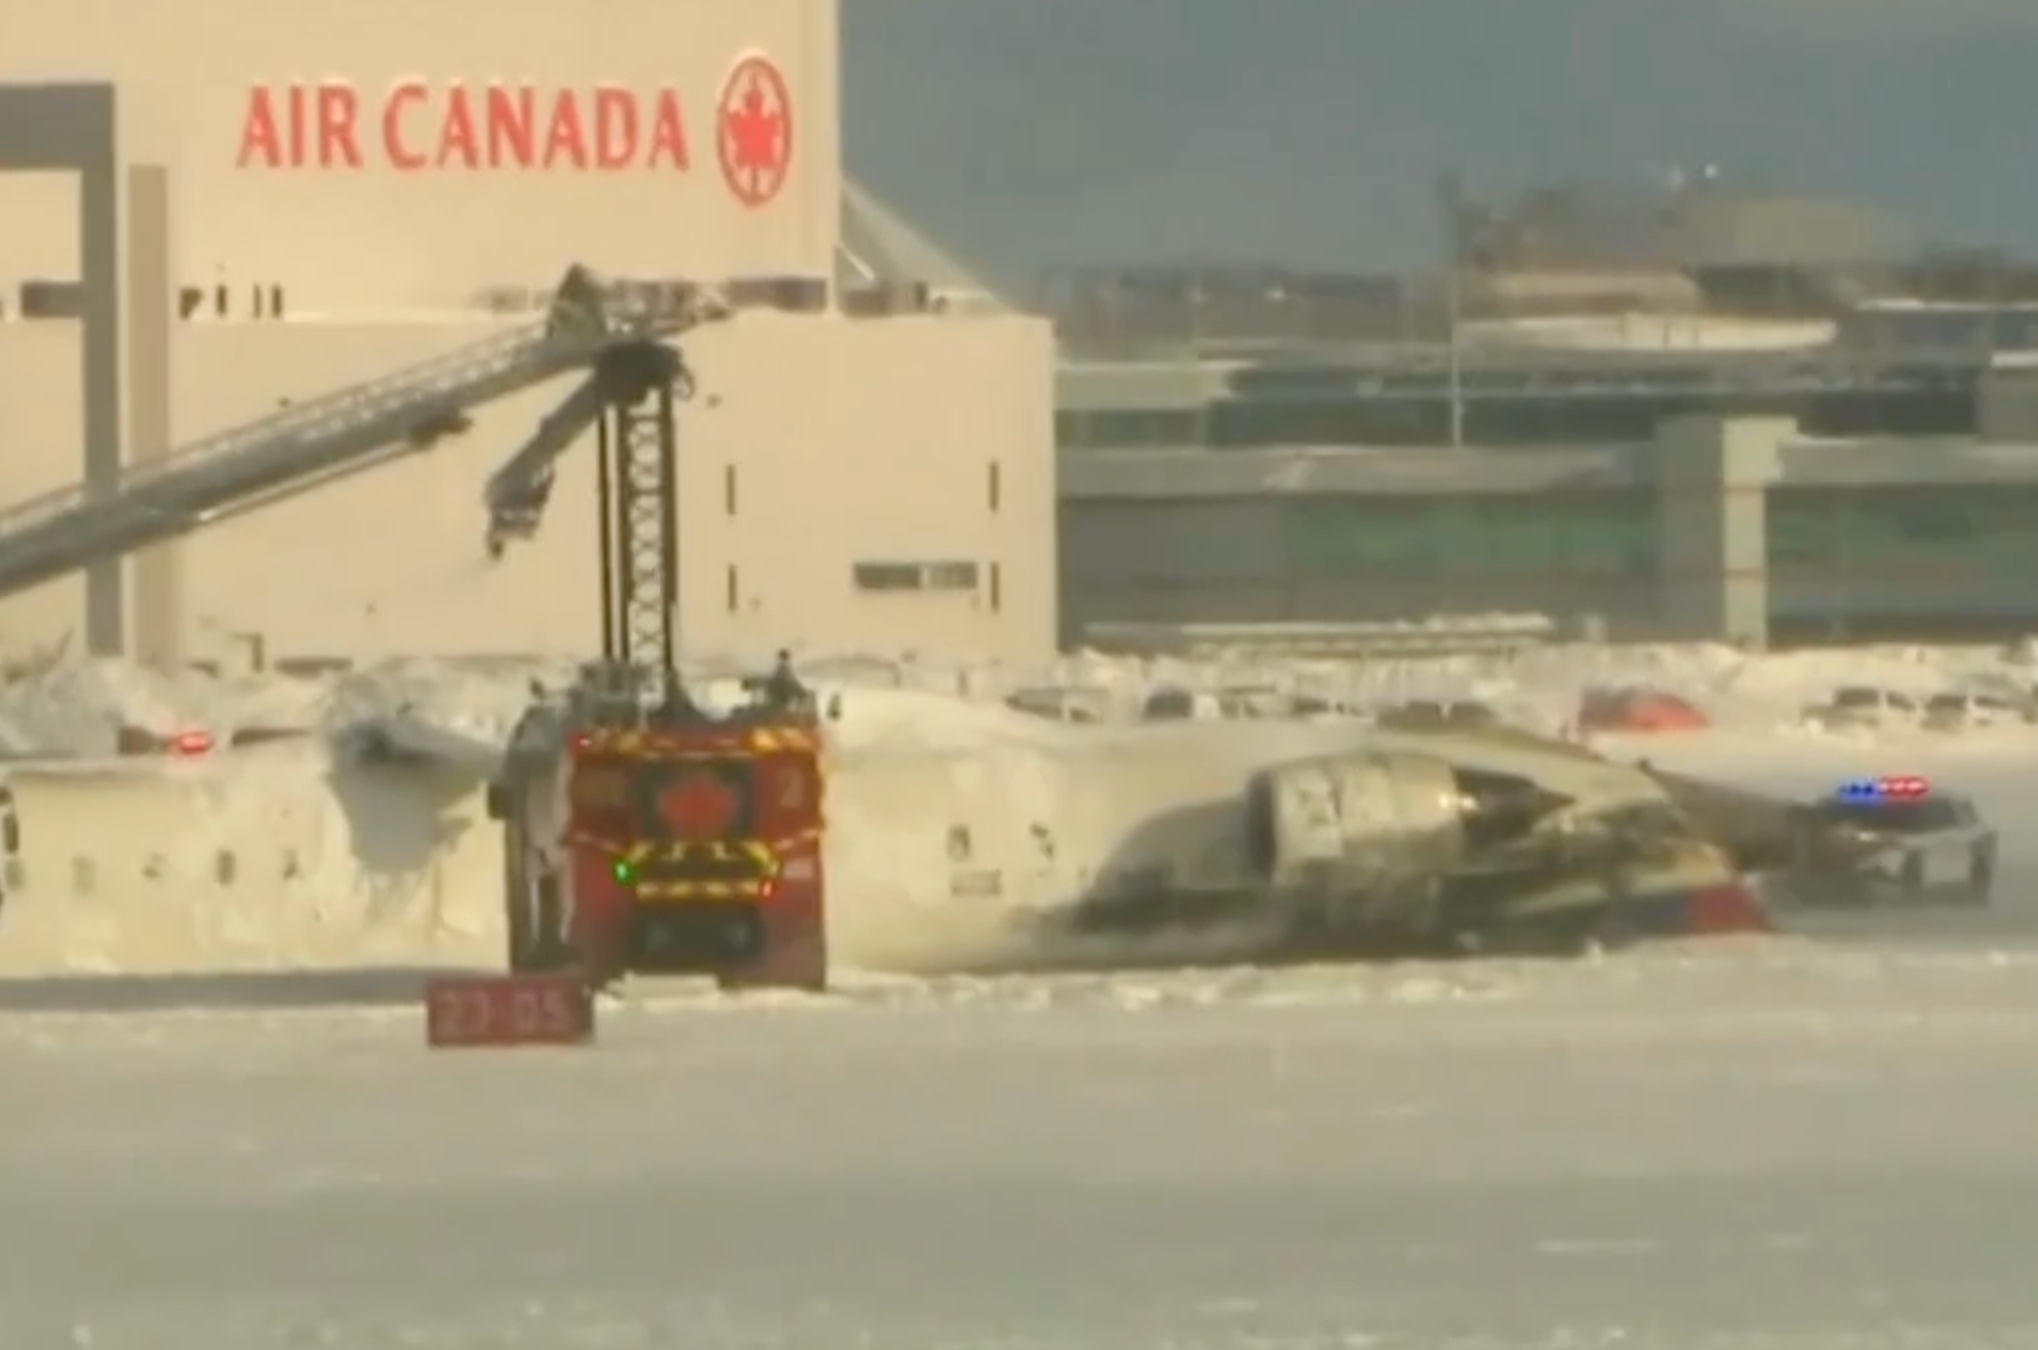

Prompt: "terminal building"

[0,0,1056,668]
[1049,196,2038,650]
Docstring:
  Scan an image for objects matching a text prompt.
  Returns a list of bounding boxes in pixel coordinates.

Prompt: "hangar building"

[0,0,1055,667]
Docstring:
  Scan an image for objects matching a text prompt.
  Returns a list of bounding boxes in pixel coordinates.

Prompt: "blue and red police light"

[1834,775,1931,803]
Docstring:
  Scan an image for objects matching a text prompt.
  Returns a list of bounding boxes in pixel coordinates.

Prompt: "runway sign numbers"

[1834,776,1931,803]
[424,974,594,1048]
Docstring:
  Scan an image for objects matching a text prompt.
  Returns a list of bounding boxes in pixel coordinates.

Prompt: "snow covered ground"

[11,948,2038,1348]
[8,643,2038,1346]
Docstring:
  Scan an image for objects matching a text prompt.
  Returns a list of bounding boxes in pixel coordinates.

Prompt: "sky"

[841,0,2038,293]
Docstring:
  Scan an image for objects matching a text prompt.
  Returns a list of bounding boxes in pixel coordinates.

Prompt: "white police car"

[1785,777,1996,907]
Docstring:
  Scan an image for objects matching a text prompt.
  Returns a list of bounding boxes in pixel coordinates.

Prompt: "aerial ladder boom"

[481,370,607,558]
[482,338,692,702]
[0,267,724,602]
[480,333,705,564]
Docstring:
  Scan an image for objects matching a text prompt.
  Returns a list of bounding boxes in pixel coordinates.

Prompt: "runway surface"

[8,938,2038,1349]
[8,731,2038,1347]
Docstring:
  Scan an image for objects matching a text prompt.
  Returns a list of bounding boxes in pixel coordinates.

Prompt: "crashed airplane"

[819,711,1776,971]
[452,677,1782,986]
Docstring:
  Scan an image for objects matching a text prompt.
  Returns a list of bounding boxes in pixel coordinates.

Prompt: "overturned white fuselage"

[817,710,1766,971]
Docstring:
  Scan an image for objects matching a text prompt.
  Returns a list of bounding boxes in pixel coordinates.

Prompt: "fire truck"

[488,668,826,991]
[478,295,827,993]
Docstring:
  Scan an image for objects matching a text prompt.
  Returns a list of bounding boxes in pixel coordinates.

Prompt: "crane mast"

[594,344,688,700]
[478,279,727,717]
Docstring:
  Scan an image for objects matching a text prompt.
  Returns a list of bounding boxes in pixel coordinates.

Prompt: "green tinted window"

[1057,409,1205,448]
[1283,492,1657,579]
[1430,501,1489,575]
[1558,494,1655,575]
[1284,500,1436,575]
[1766,491,1837,565]
[1969,490,2038,565]
[1479,501,1561,571]
[1825,486,2038,573]
[1425,494,1655,577]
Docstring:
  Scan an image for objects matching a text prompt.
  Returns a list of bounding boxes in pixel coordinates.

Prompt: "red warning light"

[168,728,214,757]
[657,771,737,840]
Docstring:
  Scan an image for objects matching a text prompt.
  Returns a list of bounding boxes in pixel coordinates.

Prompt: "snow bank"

[2,639,2030,764]
[0,743,499,977]
[1,640,2036,984]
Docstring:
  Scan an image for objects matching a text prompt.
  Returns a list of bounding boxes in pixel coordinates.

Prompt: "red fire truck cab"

[489,698,827,992]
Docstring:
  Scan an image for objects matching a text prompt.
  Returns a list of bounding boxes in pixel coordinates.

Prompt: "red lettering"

[591,87,638,170]
[484,85,534,169]
[239,80,706,172]
[541,91,589,170]
[382,79,428,171]
[236,85,283,168]
[437,83,480,169]
[315,82,361,169]
[285,84,308,167]
[646,90,690,169]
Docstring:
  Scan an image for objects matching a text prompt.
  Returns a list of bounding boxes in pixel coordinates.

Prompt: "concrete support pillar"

[1978,369,2038,441]
[1651,415,1790,647]
[124,163,181,670]
[0,84,179,662]
[76,149,125,656]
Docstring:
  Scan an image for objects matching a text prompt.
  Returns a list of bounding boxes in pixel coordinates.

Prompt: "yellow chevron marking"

[612,839,778,870]
[574,723,819,761]
[634,877,771,903]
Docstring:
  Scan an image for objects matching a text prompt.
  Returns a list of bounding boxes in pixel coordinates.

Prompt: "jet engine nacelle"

[1244,751,1575,924]
[1245,752,1467,897]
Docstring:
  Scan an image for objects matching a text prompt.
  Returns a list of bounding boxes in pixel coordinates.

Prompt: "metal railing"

[1078,615,1558,661]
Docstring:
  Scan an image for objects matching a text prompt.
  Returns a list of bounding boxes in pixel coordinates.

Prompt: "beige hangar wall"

[0,0,1061,666]
[0,308,1057,664]
[674,311,1057,664]
[0,0,842,302]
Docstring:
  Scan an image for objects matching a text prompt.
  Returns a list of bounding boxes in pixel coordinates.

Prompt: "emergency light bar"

[1834,775,1931,802]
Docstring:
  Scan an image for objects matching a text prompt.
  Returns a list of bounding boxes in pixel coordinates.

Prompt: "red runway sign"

[424,974,594,1048]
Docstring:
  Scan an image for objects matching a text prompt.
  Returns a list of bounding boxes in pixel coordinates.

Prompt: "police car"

[1784,777,1996,908]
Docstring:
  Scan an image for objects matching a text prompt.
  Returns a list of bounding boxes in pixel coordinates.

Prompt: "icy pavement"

[10,949,2038,1348]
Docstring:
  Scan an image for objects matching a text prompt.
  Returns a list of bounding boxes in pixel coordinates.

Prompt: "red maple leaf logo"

[717,55,793,209]
[658,772,737,840]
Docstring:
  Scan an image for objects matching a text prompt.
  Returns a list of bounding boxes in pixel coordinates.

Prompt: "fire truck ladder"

[482,338,691,700]
[598,347,686,688]
[480,305,703,702]
[0,266,722,602]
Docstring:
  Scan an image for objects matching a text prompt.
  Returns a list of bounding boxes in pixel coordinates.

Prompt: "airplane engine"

[1243,752,1574,929]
